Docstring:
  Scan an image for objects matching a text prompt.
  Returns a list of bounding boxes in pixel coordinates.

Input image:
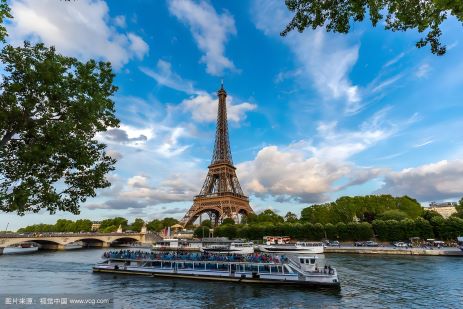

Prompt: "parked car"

[393,242,408,248]
[329,241,340,247]
[354,241,364,247]
[364,241,379,247]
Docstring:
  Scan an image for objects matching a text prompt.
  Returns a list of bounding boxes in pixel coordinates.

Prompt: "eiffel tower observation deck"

[181,84,254,226]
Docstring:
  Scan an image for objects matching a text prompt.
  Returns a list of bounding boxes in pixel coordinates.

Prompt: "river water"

[0,249,462,308]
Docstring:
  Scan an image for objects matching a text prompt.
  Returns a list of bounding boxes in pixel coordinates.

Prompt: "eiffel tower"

[180,84,254,226]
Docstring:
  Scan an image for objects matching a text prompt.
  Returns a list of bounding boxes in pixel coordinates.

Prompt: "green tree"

[0,0,11,43]
[101,225,117,233]
[440,217,463,240]
[146,219,163,232]
[217,224,238,239]
[255,209,284,224]
[324,223,337,240]
[414,217,434,239]
[430,216,446,239]
[129,218,145,232]
[0,0,13,43]
[396,196,422,218]
[161,217,179,228]
[376,209,409,221]
[301,203,333,224]
[221,218,235,225]
[200,219,212,228]
[54,219,74,232]
[453,197,463,218]
[336,222,349,241]
[346,222,374,241]
[194,226,210,238]
[74,219,92,232]
[99,217,127,231]
[421,210,443,221]
[282,0,463,55]
[241,213,257,224]
[284,211,298,223]
[0,42,119,215]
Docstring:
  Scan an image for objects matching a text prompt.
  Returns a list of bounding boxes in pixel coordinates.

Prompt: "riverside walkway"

[325,246,463,256]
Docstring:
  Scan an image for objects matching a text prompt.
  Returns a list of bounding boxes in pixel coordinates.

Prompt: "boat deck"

[93,257,340,288]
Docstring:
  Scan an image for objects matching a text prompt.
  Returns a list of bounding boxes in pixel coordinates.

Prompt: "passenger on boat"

[102,250,288,264]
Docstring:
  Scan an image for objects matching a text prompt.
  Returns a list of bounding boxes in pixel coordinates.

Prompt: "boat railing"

[106,257,282,266]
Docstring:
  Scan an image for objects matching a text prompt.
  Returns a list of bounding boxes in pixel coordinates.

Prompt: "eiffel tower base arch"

[181,195,253,227]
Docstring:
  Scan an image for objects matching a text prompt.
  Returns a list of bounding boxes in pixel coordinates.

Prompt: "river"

[0,249,462,308]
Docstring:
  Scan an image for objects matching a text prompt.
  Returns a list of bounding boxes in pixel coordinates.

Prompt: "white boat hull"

[93,262,339,288]
[258,245,324,254]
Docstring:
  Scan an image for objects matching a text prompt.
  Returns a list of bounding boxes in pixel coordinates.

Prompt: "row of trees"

[17,219,93,233]
[16,217,180,234]
[212,216,463,242]
[300,195,424,224]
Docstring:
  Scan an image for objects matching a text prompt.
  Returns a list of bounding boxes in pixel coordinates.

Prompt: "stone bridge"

[0,232,156,255]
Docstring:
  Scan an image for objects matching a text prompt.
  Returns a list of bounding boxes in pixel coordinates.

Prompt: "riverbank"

[325,246,463,256]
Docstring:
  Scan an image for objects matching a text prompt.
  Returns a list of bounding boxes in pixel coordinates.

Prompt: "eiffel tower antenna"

[181,84,254,226]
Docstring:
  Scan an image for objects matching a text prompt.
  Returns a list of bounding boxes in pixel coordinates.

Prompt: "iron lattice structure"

[181,85,254,226]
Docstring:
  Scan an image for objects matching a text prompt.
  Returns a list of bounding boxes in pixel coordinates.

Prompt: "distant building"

[91,221,101,232]
[428,202,457,218]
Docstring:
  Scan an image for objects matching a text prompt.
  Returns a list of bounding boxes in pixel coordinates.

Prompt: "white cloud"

[383,52,405,68]
[114,15,126,28]
[237,110,397,203]
[308,108,397,161]
[128,33,149,59]
[371,74,403,93]
[88,169,205,210]
[127,175,150,188]
[378,160,463,201]
[140,60,201,95]
[416,63,430,78]
[156,127,190,157]
[106,149,123,160]
[99,124,155,147]
[413,139,434,148]
[7,0,148,69]
[168,0,236,75]
[238,146,346,203]
[120,173,202,205]
[181,93,256,123]
[252,0,361,113]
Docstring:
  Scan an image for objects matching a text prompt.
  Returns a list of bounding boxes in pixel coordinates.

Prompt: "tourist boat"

[201,242,254,255]
[258,242,325,254]
[92,251,340,288]
[152,239,200,252]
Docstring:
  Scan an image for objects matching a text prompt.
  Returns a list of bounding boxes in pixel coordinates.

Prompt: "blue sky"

[2,0,463,230]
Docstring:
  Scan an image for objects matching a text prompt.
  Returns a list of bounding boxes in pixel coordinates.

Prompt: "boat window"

[260,265,271,273]
[299,258,305,264]
[270,266,279,273]
[310,259,316,264]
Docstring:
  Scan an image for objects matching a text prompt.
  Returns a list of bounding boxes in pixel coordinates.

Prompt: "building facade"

[427,202,457,218]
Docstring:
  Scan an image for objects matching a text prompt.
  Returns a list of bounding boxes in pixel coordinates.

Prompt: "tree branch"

[0,131,14,148]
